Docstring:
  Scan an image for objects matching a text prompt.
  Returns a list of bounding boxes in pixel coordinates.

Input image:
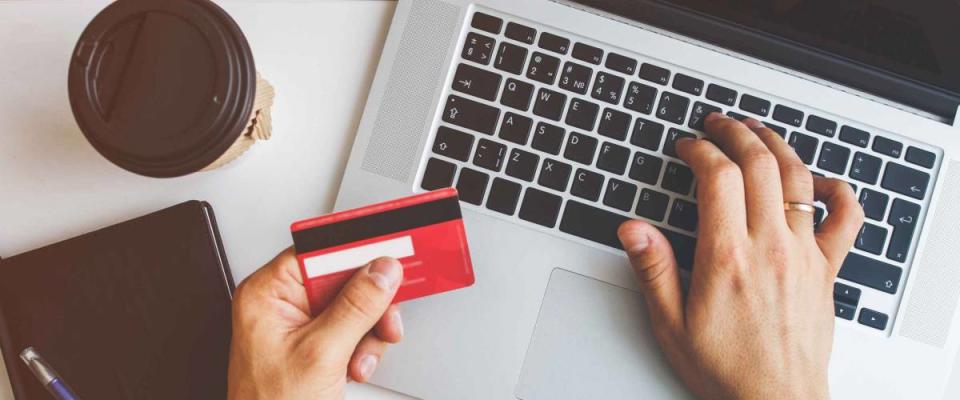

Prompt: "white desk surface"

[1,1,959,399]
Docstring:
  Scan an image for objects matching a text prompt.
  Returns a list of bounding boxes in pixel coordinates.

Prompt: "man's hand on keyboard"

[618,113,864,400]
[227,249,404,399]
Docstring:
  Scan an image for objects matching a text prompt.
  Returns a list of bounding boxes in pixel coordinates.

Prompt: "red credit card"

[291,188,474,316]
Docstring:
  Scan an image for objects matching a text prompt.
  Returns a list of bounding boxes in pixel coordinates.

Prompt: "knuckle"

[338,283,382,321]
[784,163,813,183]
[740,147,778,170]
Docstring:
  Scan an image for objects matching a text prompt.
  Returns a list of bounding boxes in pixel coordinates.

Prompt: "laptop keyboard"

[419,11,941,334]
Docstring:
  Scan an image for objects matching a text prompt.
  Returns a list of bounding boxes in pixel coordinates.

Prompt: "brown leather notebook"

[0,201,235,399]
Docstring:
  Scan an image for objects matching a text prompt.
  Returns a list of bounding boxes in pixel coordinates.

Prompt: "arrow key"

[858,308,889,330]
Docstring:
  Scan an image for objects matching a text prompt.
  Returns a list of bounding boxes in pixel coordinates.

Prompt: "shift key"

[443,95,501,135]
[838,252,903,294]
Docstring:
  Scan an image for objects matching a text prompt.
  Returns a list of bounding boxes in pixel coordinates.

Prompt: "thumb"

[618,220,685,331]
[307,257,403,359]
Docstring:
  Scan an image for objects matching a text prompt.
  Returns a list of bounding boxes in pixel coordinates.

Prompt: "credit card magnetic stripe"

[292,196,462,252]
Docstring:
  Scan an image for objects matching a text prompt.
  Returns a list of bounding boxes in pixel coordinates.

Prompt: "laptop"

[335,0,960,398]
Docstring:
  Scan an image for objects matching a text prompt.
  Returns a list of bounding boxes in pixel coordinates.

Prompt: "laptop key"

[452,63,502,101]
[873,136,903,158]
[839,126,870,148]
[739,94,771,117]
[887,198,920,262]
[505,148,539,182]
[455,167,489,205]
[432,126,475,162]
[527,52,560,85]
[882,162,930,200]
[705,84,737,106]
[772,104,804,127]
[471,12,502,34]
[561,201,699,268]
[672,73,704,96]
[559,61,592,95]
[636,188,669,221]
[592,72,625,105]
[572,42,603,65]
[486,178,522,215]
[834,282,862,307]
[533,88,566,121]
[662,162,694,195]
[571,169,604,201]
[532,122,565,155]
[597,142,630,174]
[494,42,528,75]
[631,117,665,151]
[498,112,533,145]
[624,82,658,114]
[858,308,888,330]
[834,303,855,320]
[597,108,631,140]
[689,101,721,132]
[519,188,563,228]
[766,123,787,138]
[858,188,889,221]
[905,146,936,168]
[838,252,902,294]
[639,63,670,85]
[663,128,696,159]
[473,138,507,172]
[655,92,690,125]
[849,152,882,185]
[443,95,500,135]
[538,158,573,191]
[504,22,536,44]
[421,157,457,190]
[564,132,598,165]
[727,111,748,121]
[629,152,664,185]
[603,178,638,212]
[462,32,495,65]
[606,52,637,75]
[855,223,887,255]
[806,115,837,137]
[668,199,698,232]
[817,142,851,174]
[814,206,825,228]
[566,98,600,131]
[501,78,535,111]
[788,131,818,165]
[538,32,570,54]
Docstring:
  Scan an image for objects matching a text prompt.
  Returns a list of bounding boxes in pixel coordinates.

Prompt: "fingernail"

[743,119,765,129]
[359,355,378,380]
[369,259,402,290]
[392,309,404,338]
[622,230,651,254]
[705,112,727,121]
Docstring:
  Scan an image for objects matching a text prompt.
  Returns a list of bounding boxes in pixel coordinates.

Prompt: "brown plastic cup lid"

[68,0,256,178]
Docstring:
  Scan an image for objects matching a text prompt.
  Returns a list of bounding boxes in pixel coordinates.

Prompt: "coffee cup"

[68,0,274,178]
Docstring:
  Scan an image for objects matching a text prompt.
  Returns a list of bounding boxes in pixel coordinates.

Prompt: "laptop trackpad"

[516,268,692,400]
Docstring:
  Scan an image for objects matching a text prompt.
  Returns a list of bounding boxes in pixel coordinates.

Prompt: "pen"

[19,347,81,400]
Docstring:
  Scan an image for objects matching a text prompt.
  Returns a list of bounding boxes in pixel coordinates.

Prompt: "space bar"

[559,200,697,270]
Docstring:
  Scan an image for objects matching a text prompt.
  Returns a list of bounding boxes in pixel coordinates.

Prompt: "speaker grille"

[899,160,960,348]
[361,0,461,182]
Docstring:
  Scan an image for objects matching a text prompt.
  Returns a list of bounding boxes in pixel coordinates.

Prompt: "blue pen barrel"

[47,378,79,400]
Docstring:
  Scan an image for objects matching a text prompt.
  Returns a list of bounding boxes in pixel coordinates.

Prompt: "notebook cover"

[0,201,235,399]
